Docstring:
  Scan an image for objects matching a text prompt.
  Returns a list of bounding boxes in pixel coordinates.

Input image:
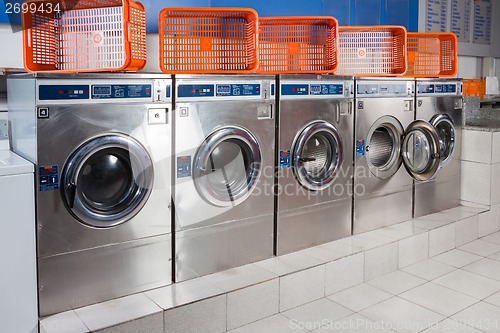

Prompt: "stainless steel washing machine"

[8,73,172,316]
[354,79,442,234]
[174,75,275,282]
[276,75,353,255]
[414,79,463,218]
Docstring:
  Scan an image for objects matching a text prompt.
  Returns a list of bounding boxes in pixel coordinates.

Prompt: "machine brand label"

[39,85,90,100]
[177,156,192,178]
[39,165,59,192]
[178,84,215,98]
[279,150,291,169]
[417,83,457,94]
[91,84,152,99]
[356,140,365,157]
[215,84,260,97]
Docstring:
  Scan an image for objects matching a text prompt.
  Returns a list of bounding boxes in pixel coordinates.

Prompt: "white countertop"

[0,150,33,176]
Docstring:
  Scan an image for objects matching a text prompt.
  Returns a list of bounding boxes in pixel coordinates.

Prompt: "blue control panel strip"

[215,84,260,97]
[357,83,408,96]
[39,165,59,192]
[39,85,90,100]
[178,84,215,98]
[417,84,457,94]
[91,84,152,99]
[281,84,344,96]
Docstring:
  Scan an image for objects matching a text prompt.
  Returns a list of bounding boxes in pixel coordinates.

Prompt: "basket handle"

[127,22,132,43]
[27,28,31,48]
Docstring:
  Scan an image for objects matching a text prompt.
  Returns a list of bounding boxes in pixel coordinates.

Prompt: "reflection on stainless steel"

[8,74,173,316]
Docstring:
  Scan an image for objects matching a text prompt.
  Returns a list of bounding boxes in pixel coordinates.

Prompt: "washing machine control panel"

[356,82,412,97]
[280,82,347,98]
[417,83,460,96]
[177,83,262,98]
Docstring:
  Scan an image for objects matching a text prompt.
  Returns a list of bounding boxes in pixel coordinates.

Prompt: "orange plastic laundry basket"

[159,8,258,74]
[405,32,458,77]
[22,0,147,73]
[337,26,407,76]
[257,16,338,74]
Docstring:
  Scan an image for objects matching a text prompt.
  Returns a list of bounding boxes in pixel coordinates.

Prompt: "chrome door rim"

[193,126,262,207]
[292,121,343,191]
[61,133,154,228]
[430,114,456,167]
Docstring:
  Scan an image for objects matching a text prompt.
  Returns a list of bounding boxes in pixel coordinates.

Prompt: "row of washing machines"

[7,74,462,316]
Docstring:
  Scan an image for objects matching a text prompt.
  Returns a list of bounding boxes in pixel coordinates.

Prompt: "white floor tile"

[163,295,226,333]
[400,259,456,281]
[255,252,323,277]
[478,205,500,238]
[455,216,479,247]
[421,318,484,332]
[339,232,397,252]
[463,258,500,282]
[282,298,353,330]
[301,241,358,263]
[364,242,399,281]
[280,265,325,312]
[429,223,456,257]
[325,253,364,295]
[458,239,500,257]
[359,297,445,333]
[489,251,500,261]
[398,233,429,268]
[205,263,277,292]
[94,313,163,333]
[413,217,453,231]
[399,282,478,317]
[482,231,500,245]
[227,279,279,330]
[74,293,162,332]
[366,271,426,295]
[314,313,397,332]
[433,269,500,299]
[452,301,500,333]
[228,313,308,333]
[327,284,392,312]
[432,249,483,268]
[484,291,500,307]
[40,310,89,333]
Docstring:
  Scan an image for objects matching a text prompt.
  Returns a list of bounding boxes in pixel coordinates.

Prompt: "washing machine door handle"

[67,182,77,209]
[298,157,316,163]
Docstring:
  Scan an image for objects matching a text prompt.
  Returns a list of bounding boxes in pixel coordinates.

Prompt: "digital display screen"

[93,85,112,96]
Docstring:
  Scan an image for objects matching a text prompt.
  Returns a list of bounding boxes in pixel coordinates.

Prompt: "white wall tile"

[461,161,491,206]
[227,279,279,330]
[461,130,492,164]
[478,204,500,237]
[279,265,325,312]
[40,311,89,333]
[95,313,163,333]
[429,223,456,257]
[491,163,500,205]
[364,243,399,281]
[325,253,364,295]
[163,295,226,333]
[455,215,479,247]
[493,132,500,164]
[399,232,429,268]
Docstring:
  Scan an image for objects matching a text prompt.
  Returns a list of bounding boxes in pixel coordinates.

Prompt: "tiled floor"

[228,233,500,333]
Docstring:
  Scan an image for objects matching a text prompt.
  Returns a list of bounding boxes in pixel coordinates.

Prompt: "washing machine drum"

[293,121,343,191]
[193,126,262,207]
[61,134,154,228]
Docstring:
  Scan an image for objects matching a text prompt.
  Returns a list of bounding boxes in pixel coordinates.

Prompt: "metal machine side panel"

[175,214,274,282]
[36,103,172,257]
[414,176,461,218]
[10,73,172,80]
[276,198,352,256]
[7,77,37,163]
[38,234,172,317]
[353,188,413,234]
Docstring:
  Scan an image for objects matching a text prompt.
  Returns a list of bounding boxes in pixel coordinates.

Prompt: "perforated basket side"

[406,32,457,77]
[257,17,338,74]
[337,26,407,76]
[159,8,259,74]
[23,9,59,72]
[127,1,147,70]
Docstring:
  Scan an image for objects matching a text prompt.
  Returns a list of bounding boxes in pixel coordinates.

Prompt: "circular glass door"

[292,121,343,191]
[431,114,456,167]
[402,120,441,181]
[61,134,154,228]
[193,126,261,207]
[365,116,404,179]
